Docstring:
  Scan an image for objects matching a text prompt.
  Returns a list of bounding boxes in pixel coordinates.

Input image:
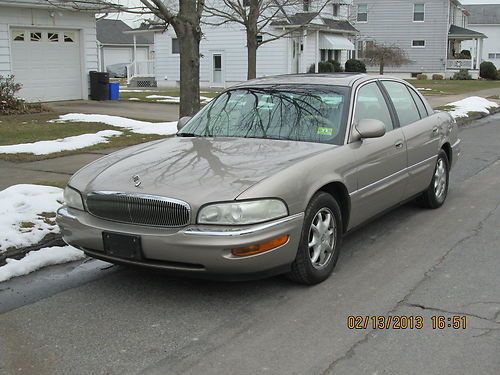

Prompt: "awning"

[319,34,355,50]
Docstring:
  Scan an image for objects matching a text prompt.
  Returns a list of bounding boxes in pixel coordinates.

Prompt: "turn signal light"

[231,235,289,257]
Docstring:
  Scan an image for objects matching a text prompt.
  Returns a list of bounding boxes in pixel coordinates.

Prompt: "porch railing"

[127,60,155,83]
[446,59,472,69]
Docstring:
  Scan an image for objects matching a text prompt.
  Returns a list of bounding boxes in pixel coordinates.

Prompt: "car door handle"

[394,140,404,149]
[432,127,439,135]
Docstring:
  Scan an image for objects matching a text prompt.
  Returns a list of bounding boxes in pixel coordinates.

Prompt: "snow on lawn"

[55,114,178,136]
[445,96,499,119]
[0,184,63,253]
[0,130,121,155]
[146,95,213,104]
[0,246,85,282]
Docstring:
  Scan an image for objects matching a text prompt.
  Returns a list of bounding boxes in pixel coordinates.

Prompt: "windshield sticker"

[317,127,334,136]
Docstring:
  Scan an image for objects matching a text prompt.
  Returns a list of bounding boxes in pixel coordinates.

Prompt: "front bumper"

[56,207,304,280]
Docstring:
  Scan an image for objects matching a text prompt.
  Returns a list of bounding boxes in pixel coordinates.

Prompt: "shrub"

[480,61,497,80]
[328,60,344,72]
[497,70,500,80]
[345,59,367,73]
[432,74,444,80]
[459,49,471,59]
[308,63,316,73]
[416,74,428,80]
[452,69,472,80]
[0,75,25,115]
[318,61,334,73]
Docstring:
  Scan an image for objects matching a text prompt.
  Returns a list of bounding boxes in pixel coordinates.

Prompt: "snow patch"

[0,184,63,252]
[129,98,140,101]
[0,246,85,282]
[445,96,499,119]
[146,95,213,104]
[417,88,433,91]
[54,114,178,136]
[0,130,122,155]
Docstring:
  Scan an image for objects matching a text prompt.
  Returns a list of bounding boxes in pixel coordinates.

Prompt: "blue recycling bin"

[108,82,120,100]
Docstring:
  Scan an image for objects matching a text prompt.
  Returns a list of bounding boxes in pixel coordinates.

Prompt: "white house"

[128,0,358,89]
[97,19,153,73]
[0,0,111,102]
[463,4,500,67]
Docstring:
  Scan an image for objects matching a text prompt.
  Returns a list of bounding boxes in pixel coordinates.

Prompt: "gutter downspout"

[445,0,451,76]
[133,34,137,76]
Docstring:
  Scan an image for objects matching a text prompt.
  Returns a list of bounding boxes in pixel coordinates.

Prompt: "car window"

[179,86,349,145]
[408,87,428,118]
[354,83,394,131]
[382,81,421,126]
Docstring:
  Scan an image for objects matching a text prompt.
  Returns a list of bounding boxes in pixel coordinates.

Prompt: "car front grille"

[86,192,191,227]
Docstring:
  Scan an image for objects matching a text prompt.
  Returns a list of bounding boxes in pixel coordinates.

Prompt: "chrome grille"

[86,192,190,227]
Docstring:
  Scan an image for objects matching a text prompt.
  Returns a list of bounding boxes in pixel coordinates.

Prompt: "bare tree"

[364,42,411,75]
[204,0,333,80]
[46,0,204,117]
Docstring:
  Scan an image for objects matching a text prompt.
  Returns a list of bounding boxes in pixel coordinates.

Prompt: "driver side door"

[348,82,409,228]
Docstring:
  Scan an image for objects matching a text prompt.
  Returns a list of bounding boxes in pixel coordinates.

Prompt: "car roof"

[229,73,370,89]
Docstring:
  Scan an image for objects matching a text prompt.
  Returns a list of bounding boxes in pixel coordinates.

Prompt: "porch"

[447,25,486,74]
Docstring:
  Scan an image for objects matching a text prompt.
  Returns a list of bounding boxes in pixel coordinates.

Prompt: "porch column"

[315,30,319,73]
[471,38,476,70]
[479,38,484,65]
[476,38,482,68]
[133,34,137,74]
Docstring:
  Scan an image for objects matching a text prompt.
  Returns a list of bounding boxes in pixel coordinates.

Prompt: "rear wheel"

[418,150,449,209]
[287,192,342,285]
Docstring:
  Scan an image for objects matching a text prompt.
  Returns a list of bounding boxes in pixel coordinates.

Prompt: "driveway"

[47,100,179,122]
[0,114,499,374]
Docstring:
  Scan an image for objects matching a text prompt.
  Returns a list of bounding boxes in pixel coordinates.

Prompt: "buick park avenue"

[57,74,461,285]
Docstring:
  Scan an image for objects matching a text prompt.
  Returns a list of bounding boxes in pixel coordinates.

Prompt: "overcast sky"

[108,0,500,27]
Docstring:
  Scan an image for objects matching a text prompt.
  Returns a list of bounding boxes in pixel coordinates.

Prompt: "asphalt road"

[1,115,499,375]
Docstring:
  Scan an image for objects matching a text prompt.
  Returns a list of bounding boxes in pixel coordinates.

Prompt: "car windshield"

[178,86,349,145]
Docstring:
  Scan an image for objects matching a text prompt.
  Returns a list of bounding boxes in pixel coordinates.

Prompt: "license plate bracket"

[102,232,142,260]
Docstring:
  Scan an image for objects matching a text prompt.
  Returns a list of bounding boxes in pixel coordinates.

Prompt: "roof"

[231,73,367,88]
[271,12,358,33]
[465,4,500,24]
[97,19,153,45]
[0,0,119,12]
[449,24,486,38]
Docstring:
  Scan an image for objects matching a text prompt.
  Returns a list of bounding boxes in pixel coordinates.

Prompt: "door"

[11,28,82,102]
[381,81,441,198]
[212,53,223,86]
[348,82,408,228]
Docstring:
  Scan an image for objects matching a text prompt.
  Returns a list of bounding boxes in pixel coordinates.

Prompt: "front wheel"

[287,192,342,285]
[418,150,449,209]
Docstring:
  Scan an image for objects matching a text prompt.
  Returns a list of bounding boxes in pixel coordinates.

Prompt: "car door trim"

[349,155,436,197]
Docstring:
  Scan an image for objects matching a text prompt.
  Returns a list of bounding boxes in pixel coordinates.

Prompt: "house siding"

[0,5,97,98]
[353,0,449,74]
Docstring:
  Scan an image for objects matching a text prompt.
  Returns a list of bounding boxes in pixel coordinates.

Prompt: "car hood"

[70,136,333,209]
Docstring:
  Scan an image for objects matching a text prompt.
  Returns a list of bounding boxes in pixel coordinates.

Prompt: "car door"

[381,81,441,198]
[348,81,408,228]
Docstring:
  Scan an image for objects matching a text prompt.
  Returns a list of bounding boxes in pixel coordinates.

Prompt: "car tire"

[418,150,450,209]
[287,192,342,285]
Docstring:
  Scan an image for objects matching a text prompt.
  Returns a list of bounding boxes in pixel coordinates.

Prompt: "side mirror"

[353,119,386,141]
[177,116,192,131]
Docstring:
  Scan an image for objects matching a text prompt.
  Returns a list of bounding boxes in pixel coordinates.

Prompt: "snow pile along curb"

[0,246,85,282]
[445,96,499,119]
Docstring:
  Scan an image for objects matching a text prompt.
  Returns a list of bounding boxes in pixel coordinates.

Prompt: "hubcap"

[308,208,336,270]
[434,158,447,200]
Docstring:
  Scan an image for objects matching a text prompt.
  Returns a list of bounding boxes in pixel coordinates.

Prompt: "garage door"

[103,48,133,69]
[11,28,83,102]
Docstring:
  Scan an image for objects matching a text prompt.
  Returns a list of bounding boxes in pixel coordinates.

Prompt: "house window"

[12,31,25,42]
[413,4,425,22]
[303,0,310,12]
[332,4,339,17]
[488,53,500,59]
[412,40,425,48]
[30,32,42,42]
[48,32,59,42]
[357,4,368,22]
[63,32,75,42]
[172,38,180,54]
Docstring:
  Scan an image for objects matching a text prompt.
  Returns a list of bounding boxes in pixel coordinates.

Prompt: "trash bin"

[108,82,120,100]
[89,71,109,101]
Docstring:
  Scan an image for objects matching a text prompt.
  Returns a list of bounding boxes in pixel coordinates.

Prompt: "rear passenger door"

[381,81,440,198]
[348,82,408,228]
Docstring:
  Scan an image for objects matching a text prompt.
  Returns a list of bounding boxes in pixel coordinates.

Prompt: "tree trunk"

[178,26,201,117]
[247,30,257,80]
[379,59,385,75]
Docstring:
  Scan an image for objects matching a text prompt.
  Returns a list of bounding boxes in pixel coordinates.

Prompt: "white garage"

[0,0,109,103]
[11,28,83,102]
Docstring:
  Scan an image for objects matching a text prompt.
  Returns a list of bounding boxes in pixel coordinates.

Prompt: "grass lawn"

[407,79,500,96]
[0,112,165,162]
[119,89,219,103]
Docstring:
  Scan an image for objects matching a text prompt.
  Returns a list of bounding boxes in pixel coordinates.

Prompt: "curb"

[0,234,65,267]
[455,106,500,127]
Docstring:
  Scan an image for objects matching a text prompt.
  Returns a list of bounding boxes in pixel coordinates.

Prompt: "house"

[353,0,486,78]
[0,0,114,102]
[128,0,358,89]
[97,19,154,73]
[462,4,500,67]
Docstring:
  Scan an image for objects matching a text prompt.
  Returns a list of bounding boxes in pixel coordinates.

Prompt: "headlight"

[198,199,288,225]
[64,186,85,211]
